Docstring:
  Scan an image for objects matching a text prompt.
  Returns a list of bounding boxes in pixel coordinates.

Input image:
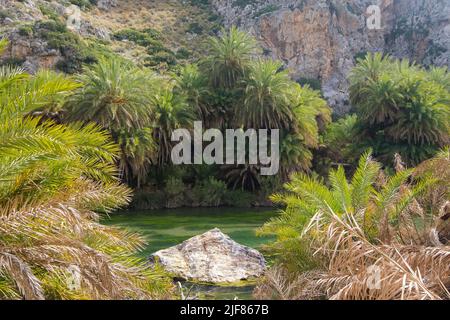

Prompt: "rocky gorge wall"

[212,0,450,113]
[1,0,449,114]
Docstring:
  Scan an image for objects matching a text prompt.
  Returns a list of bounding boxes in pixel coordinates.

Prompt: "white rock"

[152,228,266,284]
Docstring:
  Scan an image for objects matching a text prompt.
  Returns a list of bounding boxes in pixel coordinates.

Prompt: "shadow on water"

[102,207,277,300]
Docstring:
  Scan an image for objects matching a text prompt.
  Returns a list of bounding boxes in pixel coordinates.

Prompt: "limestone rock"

[212,0,450,114]
[96,0,117,11]
[151,228,266,284]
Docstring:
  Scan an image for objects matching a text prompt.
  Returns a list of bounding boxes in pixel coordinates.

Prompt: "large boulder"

[151,228,266,284]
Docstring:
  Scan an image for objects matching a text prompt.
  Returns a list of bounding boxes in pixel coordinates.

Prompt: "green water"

[103,207,277,300]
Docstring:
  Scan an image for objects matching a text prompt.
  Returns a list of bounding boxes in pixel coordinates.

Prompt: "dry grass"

[83,0,218,57]
[255,211,450,300]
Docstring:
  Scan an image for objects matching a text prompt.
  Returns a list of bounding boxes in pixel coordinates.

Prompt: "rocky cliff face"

[2,0,448,113]
[212,0,450,113]
[0,0,110,73]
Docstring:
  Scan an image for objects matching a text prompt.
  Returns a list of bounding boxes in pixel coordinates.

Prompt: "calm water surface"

[103,207,277,300]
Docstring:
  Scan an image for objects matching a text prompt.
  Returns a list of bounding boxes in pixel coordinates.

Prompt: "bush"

[69,0,97,9]
[187,22,204,34]
[113,28,163,47]
[175,47,191,60]
[130,189,167,210]
[223,190,256,207]
[201,177,228,206]
[164,177,186,208]
[296,77,322,91]
[144,50,177,68]
[38,4,59,21]
[18,25,33,37]
[33,21,120,73]
[0,57,25,67]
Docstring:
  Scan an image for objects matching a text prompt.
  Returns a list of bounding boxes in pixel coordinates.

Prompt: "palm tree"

[349,54,450,165]
[280,133,313,176]
[257,152,449,300]
[428,66,450,91]
[278,83,331,175]
[0,43,172,299]
[385,74,449,146]
[64,57,162,185]
[65,57,158,132]
[202,26,257,89]
[152,87,194,166]
[349,52,394,107]
[174,64,211,123]
[116,127,156,188]
[239,59,293,129]
[260,151,433,258]
[289,83,331,146]
[220,164,261,191]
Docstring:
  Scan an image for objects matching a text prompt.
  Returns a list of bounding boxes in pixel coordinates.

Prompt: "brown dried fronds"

[309,212,450,300]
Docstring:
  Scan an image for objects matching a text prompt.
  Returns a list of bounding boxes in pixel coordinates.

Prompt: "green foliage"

[348,53,450,165]
[0,57,25,68]
[221,164,261,191]
[33,20,104,73]
[18,24,33,37]
[152,87,194,166]
[175,48,192,60]
[239,59,293,129]
[145,50,177,69]
[316,114,359,172]
[113,28,163,47]
[117,127,155,188]
[296,77,322,91]
[202,26,257,89]
[280,84,331,175]
[164,177,186,208]
[259,151,434,271]
[174,64,211,122]
[38,4,59,21]
[64,58,160,185]
[191,177,228,207]
[65,57,158,132]
[187,22,204,34]
[69,0,97,9]
[222,189,257,207]
[0,43,173,299]
[113,28,178,70]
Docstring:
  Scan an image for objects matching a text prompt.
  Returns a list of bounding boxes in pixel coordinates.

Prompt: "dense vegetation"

[256,150,449,299]
[1,11,449,299]
[61,26,331,209]
[0,39,172,299]
[322,53,449,169]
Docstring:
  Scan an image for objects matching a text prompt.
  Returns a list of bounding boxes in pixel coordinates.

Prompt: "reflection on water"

[103,207,276,300]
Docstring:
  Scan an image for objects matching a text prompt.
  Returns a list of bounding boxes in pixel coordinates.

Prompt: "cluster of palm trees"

[0,39,172,299]
[254,54,450,298]
[345,53,449,165]
[63,27,330,191]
